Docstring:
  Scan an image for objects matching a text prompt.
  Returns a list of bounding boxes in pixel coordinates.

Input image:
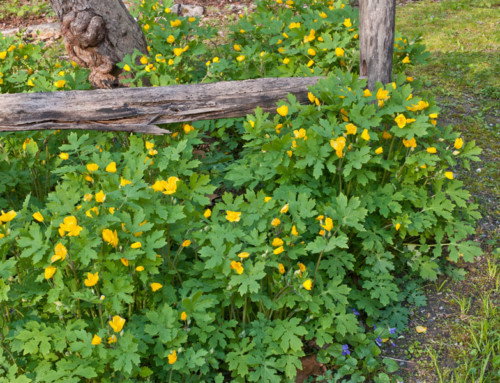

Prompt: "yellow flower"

[376,88,389,100]
[277,105,288,117]
[84,272,99,287]
[168,350,177,364]
[454,137,463,149]
[395,114,407,128]
[143,24,150,31]
[330,136,346,158]
[85,206,98,218]
[283,57,290,64]
[165,176,180,195]
[183,124,195,134]
[335,47,345,57]
[307,59,314,67]
[0,51,7,60]
[59,152,69,160]
[272,238,284,247]
[321,217,333,232]
[83,193,93,202]
[123,64,131,72]
[102,229,118,247]
[170,19,181,27]
[319,11,327,18]
[203,209,211,218]
[429,113,438,119]
[33,211,44,222]
[91,334,102,345]
[319,229,325,236]
[291,225,298,236]
[238,252,250,259]
[230,260,244,274]
[280,203,289,213]
[383,131,392,140]
[271,218,281,227]
[445,171,454,180]
[403,137,417,148]
[416,326,427,333]
[264,197,272,203]
[121,258,129,267]
[278,264,285,274]
[273,246,284,255]
[303,279,312,290]
[182,240,191,247]
[289,22,301,29]
[59,216,82,237]
[0,210,16,223]
[54,80,66,88]
[226,211,241,223]
[181,312,187,321]
[298,263,306,272]
[293,129,306,140]
[426,147,437,154]
[361,129,370,141]
[131,242,142,249]
[406,76,414,82]
[109,315,126,332]
[402,56,410,64]
[108,335,117,344]
[51,243,68,263]
[108,207,115,215]
[87,163,99,172]
[95,190,106,203]
[363,89,372,97]
[173,48,184,57]
[236,55,245,62]
[307,48,316,56]
[345,123,357,135]
[395,223,401,231]
[151,282,163,292]
[44,266,56,279]
[105,162,117,173]
[136,266,144,272]
[120,177,132,187]
[375,147,383,155]
[85,175,93,182]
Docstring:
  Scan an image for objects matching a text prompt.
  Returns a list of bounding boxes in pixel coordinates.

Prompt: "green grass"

[0,0,53,21]
[396,1,500,381]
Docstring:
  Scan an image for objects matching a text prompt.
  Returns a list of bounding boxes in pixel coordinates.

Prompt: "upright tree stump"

[359,0,396,90]
[49,0,148,89]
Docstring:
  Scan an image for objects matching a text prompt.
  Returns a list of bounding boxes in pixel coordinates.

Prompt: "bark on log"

[359,0,396,90]
[49,0,148,89]
[0,77,322,135]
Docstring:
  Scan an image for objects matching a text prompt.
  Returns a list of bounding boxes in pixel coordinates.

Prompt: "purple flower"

[389,327,397,334]
[375,337,382,346]
[352,308,360,316]
[342,344,350,355]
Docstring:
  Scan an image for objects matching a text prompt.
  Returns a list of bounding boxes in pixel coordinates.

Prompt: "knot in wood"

[62,9,106,49]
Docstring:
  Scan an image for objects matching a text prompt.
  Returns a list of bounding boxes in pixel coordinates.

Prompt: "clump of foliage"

[0,0,482,382]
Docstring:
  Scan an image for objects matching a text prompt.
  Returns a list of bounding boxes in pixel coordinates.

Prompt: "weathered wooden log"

[49,0,148,89]
[0,77,322,135]
[359,0,396,90]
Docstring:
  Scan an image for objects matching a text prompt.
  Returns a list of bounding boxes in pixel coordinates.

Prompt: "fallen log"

[0,77,321,135]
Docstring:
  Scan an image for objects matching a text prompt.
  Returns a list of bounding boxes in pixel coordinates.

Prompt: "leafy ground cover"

[0,0,497,382]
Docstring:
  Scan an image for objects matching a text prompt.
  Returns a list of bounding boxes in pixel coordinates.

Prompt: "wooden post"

[359,0,396,90]
[49,0,148,89]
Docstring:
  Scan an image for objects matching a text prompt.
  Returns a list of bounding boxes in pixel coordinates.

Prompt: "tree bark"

[0,77,322,135]
[359,0,396,90]
[49,0,148,89]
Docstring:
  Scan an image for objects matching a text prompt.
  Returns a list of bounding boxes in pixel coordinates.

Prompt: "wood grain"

[0,77,322,135]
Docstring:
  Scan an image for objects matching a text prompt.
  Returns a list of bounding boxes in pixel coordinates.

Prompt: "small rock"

[172,4,204,18]
[25,23,61,41]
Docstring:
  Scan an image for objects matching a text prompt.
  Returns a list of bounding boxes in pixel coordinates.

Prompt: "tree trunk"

[49,0,148,89]
[359,0,396,90]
